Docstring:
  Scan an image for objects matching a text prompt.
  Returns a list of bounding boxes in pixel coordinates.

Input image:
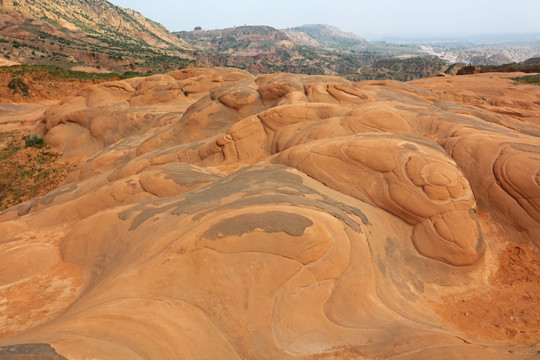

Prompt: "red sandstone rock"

[0,69,539,359]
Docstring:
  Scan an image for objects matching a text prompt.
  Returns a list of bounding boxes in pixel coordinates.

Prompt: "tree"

[194,26,202,31]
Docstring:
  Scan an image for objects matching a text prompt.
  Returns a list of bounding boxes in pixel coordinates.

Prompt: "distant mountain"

[0,0,194,72]
[284,24,367,47]
[0,0,445,81]
[175,25,371,75]
[177,26,290,55]
[175,25,445,80]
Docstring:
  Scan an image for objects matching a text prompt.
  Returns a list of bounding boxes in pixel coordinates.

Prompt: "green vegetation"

[23,134,46,148]
[511,74,540,85]
[122,71,149,78]
[7,77,29,96]
[259,40,277,48]
[0,131,72,210]
[3,65,121,80]
[0,65,153,81]
[221,37,249,51]
[458,58,540,76]
[0,133,21,161]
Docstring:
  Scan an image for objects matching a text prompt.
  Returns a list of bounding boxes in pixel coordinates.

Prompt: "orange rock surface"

[0,69,539,359]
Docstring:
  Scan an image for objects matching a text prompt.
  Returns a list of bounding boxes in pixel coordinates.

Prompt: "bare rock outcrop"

[0,69,539,359]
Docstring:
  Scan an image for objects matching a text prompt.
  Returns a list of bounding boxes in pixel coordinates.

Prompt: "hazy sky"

[108,0,540,39]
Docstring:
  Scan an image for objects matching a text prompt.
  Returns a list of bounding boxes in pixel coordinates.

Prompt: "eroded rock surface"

[0,69,539,359]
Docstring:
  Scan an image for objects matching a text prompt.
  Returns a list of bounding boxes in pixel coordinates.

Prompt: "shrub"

[7,77,29,96]
[23,134,46,148]
[511,74,540,85]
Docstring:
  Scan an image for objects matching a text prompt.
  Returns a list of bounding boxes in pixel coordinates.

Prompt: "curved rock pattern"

[270,134,484,266]
[0,69,539,359]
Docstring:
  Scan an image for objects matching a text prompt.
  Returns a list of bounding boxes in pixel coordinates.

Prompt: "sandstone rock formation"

[0,69,539,359]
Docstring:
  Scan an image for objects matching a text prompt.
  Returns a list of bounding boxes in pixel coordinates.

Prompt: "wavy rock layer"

[0,69,539,359]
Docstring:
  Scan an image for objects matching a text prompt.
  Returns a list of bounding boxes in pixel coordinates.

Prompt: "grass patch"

[0,65,150,81]
[0,131,72,210]
[511,74,540,85]
[0,120,18,125]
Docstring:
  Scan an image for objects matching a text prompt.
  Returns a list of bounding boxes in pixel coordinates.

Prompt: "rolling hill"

[176,25,374,75]
[284,24,367,48]
[176,25,446,79]
[0,0,194,72]
[0,0,447,80]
